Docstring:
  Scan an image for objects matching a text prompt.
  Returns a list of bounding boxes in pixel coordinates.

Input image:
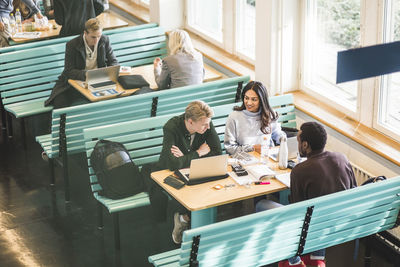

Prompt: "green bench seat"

[0,23,166,147]
[82,94,295,250]
[148,176,400,267]
[36,76,251,201]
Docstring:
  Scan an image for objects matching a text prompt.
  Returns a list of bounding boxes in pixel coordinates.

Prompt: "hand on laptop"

[171,145,184,158]
[197,143,210,157]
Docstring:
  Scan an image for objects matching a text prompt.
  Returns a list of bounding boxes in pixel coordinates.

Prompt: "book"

[246,165,275,180]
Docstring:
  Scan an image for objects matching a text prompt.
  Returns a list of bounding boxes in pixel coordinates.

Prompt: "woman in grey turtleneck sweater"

[224,81,285,155]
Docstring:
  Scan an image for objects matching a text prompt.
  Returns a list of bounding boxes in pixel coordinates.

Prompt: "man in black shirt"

[44,18,118,108]
[53,0,104,37]
[153,100,221,244]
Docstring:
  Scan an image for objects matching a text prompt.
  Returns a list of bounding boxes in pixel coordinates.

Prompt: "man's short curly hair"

[85,18,103,32]
[184,100,213,122]
[299,122,327,151]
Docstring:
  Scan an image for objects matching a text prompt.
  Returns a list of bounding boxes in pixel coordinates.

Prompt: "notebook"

[86,65,120,92]
[269,136,298,161]
[175,154,229,185]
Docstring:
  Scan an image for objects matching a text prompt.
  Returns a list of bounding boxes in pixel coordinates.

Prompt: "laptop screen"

[86,65,120,84]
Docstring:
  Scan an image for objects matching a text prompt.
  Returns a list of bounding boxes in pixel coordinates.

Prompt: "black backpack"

[90,140,143,199]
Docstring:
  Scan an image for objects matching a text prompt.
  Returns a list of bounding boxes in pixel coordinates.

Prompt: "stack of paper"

[13,32,41,39]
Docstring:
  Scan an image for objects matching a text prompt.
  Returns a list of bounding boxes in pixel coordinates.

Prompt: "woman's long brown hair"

[234,81,278,134]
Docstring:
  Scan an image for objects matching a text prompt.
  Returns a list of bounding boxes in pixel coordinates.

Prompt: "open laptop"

[269,136,298,161]
[86,65,120,92]
[175,154,229,185]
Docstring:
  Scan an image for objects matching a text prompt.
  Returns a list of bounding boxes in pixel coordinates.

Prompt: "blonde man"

[152,100,221,244]
[45,18,118,108]
[153,29,204,89]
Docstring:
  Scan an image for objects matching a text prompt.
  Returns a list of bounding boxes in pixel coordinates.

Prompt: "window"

[236,0,256,60]
[186,0,223,44]
[377,0,400,139]
[303,0,361,113]
[185,0,256,63]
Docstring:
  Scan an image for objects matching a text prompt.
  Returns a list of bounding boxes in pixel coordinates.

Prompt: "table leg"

[279,189,291,205]
[191,207,217,228]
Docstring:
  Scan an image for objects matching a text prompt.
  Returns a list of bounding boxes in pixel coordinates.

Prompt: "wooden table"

[11,12,129,43]
[69,64,224,102]
[130,64,224,89]
[151,154,290,228]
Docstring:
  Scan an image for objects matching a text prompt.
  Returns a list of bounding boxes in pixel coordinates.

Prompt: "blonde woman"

[153,29,204,89]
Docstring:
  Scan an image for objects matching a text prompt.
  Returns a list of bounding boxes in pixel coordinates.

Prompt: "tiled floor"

[0,118,398,266]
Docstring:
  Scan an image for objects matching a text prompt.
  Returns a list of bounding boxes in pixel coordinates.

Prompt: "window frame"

[372,0,400,141]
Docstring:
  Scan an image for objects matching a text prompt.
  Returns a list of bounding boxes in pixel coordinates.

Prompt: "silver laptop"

[176,154,229,185]
[86,65,120,92]
[269,136,298,161]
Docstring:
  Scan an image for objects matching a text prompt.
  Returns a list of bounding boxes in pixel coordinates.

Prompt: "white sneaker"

[172,212,189,244]
[41,151,49,162]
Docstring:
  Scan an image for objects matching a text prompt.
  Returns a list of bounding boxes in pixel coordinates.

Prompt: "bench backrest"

[83,94,294,194]
[174,176,400,267]
[51,76,250,158]
[0,22,158,52]
[0,24,166,107]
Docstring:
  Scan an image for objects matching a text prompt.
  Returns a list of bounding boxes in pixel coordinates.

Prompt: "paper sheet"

[275,173,291,187]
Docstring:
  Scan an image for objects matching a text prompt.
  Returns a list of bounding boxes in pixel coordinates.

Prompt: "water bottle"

[278,136,288,169]
[9,13,16,35]
[15,8,22,32]
[103,0,110,11]
[260,134,270,164]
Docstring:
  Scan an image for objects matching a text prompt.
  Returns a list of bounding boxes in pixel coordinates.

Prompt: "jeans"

[288,249,325,265]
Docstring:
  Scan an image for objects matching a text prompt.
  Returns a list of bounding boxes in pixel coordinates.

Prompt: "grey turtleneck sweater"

[224,109,285,155]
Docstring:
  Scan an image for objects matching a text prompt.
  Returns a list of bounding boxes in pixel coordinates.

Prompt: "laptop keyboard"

[90,80,116,88]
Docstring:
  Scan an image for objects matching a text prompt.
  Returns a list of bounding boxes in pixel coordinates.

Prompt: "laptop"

[269,136,298,161]
[175,154,229,185]
[86,65,120,92]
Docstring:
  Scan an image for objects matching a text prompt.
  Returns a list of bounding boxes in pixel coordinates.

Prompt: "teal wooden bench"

[0,23,166,147]
[37,76,251,201]
[148,176,400,267]
[81,94,295,250]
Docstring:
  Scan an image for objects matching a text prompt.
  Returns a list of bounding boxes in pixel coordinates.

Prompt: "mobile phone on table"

[164,175,185,189]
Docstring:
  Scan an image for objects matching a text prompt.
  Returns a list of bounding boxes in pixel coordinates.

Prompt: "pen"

[255,181,270,185]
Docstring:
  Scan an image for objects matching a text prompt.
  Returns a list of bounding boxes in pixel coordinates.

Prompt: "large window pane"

[304,0,360,111]
[236,0,256,60]
[380,0,400,133]
[187,0,223,43]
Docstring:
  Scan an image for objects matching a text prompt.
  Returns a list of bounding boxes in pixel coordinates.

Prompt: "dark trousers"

[52,86,90,109]
[141,163,188,222]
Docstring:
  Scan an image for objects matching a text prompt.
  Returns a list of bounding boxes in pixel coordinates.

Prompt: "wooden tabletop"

[69,64,224,102]
[150,154,290,212]
[11,12,129,43]
[131,64,224,89]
